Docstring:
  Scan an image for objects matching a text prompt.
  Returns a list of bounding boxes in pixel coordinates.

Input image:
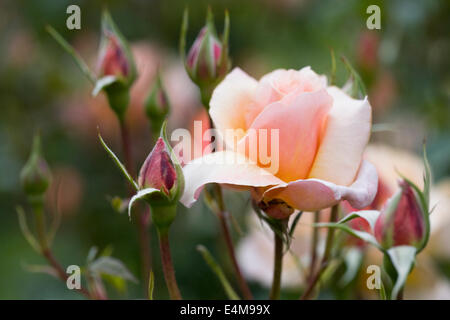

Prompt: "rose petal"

[180,150,285,207]
[238,89,332,181]
[209,68,258,148]
[263,160,378,211]
[308,86,372,186]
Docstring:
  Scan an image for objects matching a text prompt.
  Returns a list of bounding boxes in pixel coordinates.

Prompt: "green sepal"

[341,56,367,99]
[46,25,96,84]
[384,246,416,300]
[314,210,383,251]
[148,270,155,300]
[98,131,139,191]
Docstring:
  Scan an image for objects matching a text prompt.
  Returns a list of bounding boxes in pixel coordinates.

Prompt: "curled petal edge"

[180,151,284,207]
[263,160,378,212]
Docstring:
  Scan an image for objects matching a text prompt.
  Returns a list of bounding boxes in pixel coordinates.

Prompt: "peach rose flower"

[180,67,378,214]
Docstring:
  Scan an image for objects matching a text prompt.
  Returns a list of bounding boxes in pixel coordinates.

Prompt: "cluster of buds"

[180,8,231,107]
[145,72,171,140]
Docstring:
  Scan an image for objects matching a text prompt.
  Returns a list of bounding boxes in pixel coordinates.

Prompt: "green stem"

[32,200,48,251]
[206,114,253,300]
[308,211,321,280]
[31,200,94,299]
[269,229,283,300]
[158,230,182,300]
[119,119,152,298]
[213,184,253,300]
[301,205,339,300]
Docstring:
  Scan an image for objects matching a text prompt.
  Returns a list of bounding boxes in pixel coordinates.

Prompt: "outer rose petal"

[209,68,258,148]
[238,89,332,181]
[263,160,378,212]
[180,151,284,207]
[308,86,372,186]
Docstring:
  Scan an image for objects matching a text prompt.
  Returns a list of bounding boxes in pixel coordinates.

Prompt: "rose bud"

[138,138,177,196]
[98,32,129,78]
[131,130,184,232]
[181,8,230,106]
[374,179,426,250]
[20,135,51,199]
[145,73,170,140]
[97,10,136,83]
[94,10,137,120]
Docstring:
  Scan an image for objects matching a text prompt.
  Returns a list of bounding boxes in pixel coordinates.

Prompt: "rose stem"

[300,205,339,300]
[119,119,152,298]
[269,229,283,300]
[308,211,321,280]
[158,230,182,300]
[215,185,253,300]
[207,116,253,299]
[33,203,93,299]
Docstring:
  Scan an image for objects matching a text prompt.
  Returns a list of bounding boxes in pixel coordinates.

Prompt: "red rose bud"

[98,32,129,78]
[374,180,426,249]
[181,8,230,106]
[20,135,51,198]
[138,138,177,195]
[94,10,137,121]
[97,11,136,83]
[145,73,170,140]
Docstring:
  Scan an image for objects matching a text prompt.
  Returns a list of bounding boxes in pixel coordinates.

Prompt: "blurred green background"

[0,0,449,299]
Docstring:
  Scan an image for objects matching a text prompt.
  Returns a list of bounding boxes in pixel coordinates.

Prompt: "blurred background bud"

[96,10,137,120]
[97,10,136,85]
[375,180,426,249]
[20,135,51,199]
[145,72,170,140]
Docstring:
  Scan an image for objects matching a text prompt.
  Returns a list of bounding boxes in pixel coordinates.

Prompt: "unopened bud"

[20,135,51,199]
[138,138,177,195]
[374,180,426,249]
[95,10,136,121]
[181,8,230,106]
[145,73,170,139]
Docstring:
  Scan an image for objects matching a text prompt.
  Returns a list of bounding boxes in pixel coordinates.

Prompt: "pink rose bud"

[181,8,230,106]
[96,10,136,85]
[98,32,129,78]
[374,180,426,249]
[186,27,223,81]
[138,138,177,195]
[94,10,137,121]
